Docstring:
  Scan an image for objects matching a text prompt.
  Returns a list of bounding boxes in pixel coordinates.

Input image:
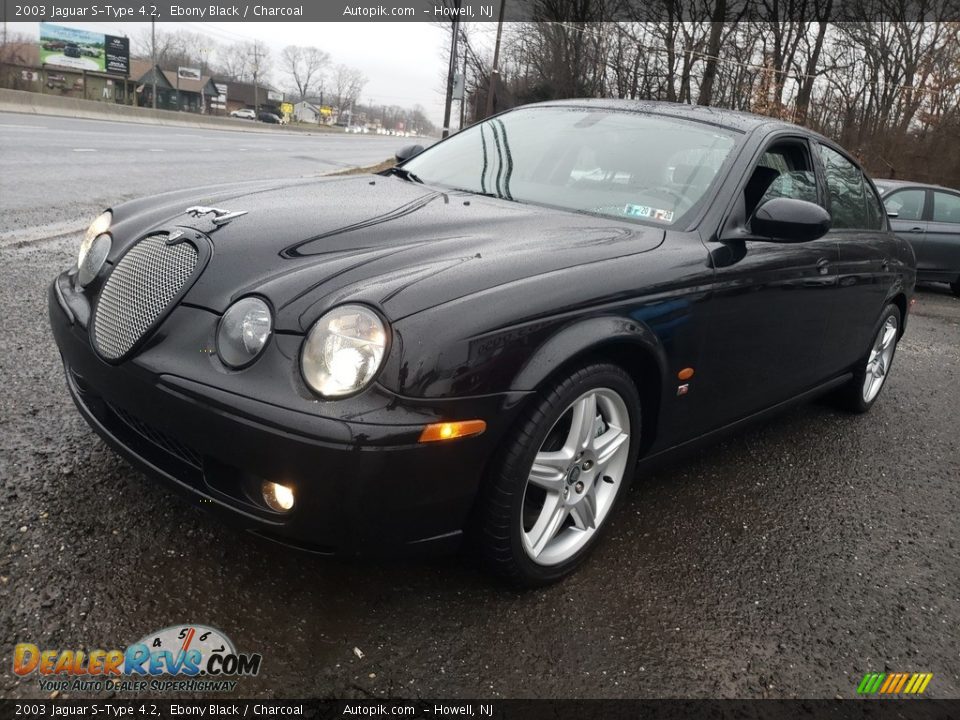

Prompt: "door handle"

[816,258,831,275]
[909,227,924,232]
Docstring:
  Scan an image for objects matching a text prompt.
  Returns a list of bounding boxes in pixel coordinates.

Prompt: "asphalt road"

[0,111,402,238]
[1,112,959,700]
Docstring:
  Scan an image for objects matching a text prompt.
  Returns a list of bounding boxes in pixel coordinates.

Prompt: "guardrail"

[0,88,331,134]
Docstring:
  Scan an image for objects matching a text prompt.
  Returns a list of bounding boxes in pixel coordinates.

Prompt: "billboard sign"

[212,82,228,110]
[104,35,129,75]
[39,23,128,76]
[178,67,201,81]
[267,89,283,102]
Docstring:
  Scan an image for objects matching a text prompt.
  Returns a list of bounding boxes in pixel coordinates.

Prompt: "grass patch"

[331,158,396,176]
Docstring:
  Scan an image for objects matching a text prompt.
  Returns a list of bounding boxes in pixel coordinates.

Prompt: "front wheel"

[474,363,642,587]
[836,304,901,413]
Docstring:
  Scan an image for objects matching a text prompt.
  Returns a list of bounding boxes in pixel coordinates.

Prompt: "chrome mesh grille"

[92,234,198,360]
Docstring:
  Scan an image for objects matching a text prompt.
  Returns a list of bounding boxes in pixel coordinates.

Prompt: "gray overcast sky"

[9,21,463,125]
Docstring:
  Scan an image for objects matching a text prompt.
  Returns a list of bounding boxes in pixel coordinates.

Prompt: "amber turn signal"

[678,367,695,380]
[419,419,487,443]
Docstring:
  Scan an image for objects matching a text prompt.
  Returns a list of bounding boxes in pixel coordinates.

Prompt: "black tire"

[951,277,960,297]
[473,363,642,587]
[835,304,902,414]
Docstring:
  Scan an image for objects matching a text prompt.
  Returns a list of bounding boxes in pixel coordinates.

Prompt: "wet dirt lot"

[2,229,957,699]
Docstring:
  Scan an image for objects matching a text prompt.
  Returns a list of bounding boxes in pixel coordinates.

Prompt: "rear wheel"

[836,304,901,413]
[475,363,641,587]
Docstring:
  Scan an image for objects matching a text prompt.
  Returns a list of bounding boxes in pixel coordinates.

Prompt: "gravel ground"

[0,223,957,700]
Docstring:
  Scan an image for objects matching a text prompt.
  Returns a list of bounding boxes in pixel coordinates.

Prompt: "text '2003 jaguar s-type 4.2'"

[49,100,915,586]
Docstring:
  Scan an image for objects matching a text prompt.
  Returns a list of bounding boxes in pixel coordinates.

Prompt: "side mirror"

[395,144,424,163]
[751,197,831,242]
[886,210,899,218]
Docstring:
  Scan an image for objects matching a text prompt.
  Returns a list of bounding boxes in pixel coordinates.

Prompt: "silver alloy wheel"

[863,315,898,403]
[520,388,631,566]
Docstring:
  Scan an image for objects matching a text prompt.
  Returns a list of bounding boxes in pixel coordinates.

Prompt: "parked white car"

[230,109,256,120]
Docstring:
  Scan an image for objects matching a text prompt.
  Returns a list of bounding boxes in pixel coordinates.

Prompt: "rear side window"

[932,191,960,224]
[819,145,869,229]
[864,182,886,230]
[883,189,925,221]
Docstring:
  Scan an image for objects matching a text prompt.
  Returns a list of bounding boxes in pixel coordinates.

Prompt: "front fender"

[511,315,668,391]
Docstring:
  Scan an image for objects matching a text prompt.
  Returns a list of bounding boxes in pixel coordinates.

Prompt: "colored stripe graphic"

[893,673,909,693]
[857,673,885,694]
[880,674,897,693]
[857,672,932,694]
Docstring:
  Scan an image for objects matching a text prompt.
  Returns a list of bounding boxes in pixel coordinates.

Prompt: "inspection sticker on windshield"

[624,204,674,222]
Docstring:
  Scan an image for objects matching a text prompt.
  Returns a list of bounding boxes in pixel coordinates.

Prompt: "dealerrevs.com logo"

[13,624,262,693]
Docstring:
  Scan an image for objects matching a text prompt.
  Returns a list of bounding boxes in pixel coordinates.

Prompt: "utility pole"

[252,43,260,116]
[150,19,157,109]
[441,0,461,138]
[3,3,8,52]
[485,0,506,119]
[459,35,468,130]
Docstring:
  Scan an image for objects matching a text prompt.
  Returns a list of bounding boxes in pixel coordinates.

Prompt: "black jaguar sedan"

[49,100,915,585]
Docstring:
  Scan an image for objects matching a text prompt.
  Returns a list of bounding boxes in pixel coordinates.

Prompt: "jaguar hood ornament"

[184,205,249,226]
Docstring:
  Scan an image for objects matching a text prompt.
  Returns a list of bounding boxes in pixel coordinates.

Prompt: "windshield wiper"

[383,166,423,183]
[448,187,502,199]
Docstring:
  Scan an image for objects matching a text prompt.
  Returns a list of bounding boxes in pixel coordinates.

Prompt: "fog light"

[262,481,295,512]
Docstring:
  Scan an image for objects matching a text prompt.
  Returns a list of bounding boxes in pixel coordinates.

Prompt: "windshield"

[402,107,739,226]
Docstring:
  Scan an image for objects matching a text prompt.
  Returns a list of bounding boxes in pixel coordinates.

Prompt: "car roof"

[528,98,820,136]
[872,178,958,194]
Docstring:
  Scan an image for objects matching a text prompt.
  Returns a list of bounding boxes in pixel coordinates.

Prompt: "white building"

[293,101,322,124]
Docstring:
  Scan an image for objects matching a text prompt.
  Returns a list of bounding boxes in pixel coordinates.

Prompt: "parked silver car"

[876,179,960,296]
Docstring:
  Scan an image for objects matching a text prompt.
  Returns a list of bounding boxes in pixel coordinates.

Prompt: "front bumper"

[49,275,525,557]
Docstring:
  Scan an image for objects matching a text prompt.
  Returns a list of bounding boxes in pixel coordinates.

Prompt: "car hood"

[110,175,665,332]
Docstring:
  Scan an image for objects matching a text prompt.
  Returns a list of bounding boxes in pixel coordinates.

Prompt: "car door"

[883,187,929,273]
[815,143,899,372]
[924,190,960,282]
[700,135,839,426]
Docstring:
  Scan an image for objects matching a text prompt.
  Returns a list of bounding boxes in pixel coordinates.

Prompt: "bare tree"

[0,31,33,64]
[131,28,215,71]
[281,45,330,101]
[331,64,367,112]
[213,40,272,85]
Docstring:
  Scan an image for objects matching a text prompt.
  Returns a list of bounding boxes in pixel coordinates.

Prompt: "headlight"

[77,233,111,287]
[217,297,272,368]
[78,211,111,270]
[301,304,388,397]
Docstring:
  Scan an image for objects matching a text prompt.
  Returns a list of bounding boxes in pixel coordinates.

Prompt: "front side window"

[883,189,926,221]
[932,191,960,224]
[401,107,740,226]
[746,143,818,215]
[819,145,869,229]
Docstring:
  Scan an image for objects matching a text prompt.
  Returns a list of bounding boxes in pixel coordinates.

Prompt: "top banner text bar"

[6,0,960,23]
